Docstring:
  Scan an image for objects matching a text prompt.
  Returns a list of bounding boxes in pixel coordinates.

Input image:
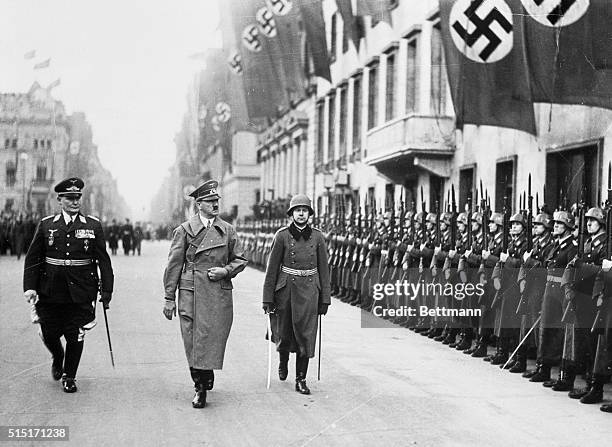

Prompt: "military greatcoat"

[263,224,331,358]
[164,215,247,369]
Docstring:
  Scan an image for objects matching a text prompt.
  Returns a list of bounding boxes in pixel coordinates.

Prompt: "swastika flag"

[521,0,612,109]
[440,0,537,135]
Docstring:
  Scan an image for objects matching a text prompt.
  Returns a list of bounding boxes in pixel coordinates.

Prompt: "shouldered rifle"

[563,190,586,324]
[435,199,441,247]
[467,191,473,248]
[527,174,534,252]
[450,185,457,250]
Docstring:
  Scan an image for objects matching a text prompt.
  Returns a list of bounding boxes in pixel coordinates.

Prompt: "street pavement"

[1,240,611,447]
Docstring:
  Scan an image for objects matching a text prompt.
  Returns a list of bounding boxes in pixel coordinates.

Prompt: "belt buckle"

[299,270,306,276]
[64,259,72,266]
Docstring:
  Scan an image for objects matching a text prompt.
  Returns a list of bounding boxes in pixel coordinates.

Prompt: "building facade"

[0,83,69,216]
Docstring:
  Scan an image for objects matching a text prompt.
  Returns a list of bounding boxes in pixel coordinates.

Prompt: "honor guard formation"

[238,175,612,413]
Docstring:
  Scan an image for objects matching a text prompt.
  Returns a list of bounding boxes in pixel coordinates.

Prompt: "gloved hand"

[163,300,176,320]
[500,252,509,263]
[318,303,329,315]
[99,291,112,309]
[603,259,612,272]
[262,303,276,314]
[207,267,228,281]
[24,289,38,305]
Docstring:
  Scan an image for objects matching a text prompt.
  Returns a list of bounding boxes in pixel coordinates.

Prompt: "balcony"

[364,114,455,182]
[31,179,53,195]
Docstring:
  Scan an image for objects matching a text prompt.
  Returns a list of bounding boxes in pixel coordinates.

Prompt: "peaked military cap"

[190,180,221,201]
[54,177,84,196]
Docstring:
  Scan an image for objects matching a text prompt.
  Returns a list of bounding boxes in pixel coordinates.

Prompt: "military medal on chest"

[84,239,90,252]
[48,229,58,246]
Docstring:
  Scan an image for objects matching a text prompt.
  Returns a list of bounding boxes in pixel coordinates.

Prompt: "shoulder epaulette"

[41,215,54,221]
[87,215,100,222]
[275,226,288,236]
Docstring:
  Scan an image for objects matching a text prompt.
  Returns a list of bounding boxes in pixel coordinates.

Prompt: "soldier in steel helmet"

[520,211,555,378]
[529,210,577,383]
[560,207,607,402]
[262,194,331,395]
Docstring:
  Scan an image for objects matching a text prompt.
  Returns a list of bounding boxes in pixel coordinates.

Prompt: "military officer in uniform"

[23,177,114,393]
[163,180,248,408]
[262,194,331,395]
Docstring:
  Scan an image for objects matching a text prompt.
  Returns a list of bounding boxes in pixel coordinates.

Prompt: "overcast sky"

[0,0,221,219]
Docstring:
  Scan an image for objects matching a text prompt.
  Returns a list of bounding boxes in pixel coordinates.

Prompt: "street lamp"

[19,152,29,213]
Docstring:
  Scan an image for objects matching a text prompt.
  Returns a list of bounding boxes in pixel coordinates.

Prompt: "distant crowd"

[0,210,178,259]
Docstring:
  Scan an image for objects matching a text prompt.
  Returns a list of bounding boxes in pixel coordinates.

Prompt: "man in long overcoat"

[163,180,247,408]
[262,194,331,395]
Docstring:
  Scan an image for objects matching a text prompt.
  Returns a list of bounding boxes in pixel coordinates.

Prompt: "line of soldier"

[236,174,612,413]
[0,212,39,259]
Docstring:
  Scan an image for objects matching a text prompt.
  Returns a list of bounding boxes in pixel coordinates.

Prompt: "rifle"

[435,199,441,247]
[450,185,457,250]
[491,187,510,309]
[562,188,586,324]
[527,174,533,252]
[466,191,473,248]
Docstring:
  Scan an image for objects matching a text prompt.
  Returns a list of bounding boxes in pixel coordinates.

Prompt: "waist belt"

[546,275,563,283]
[281,266,318,277]
[45,257,93,266]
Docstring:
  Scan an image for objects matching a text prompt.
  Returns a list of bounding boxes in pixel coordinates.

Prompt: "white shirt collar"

[199,214,213,228]
[62,210,76,225]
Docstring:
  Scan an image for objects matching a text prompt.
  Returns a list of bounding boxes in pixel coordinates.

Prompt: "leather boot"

[569,377,591,399]
[456,336,473,352]
[192,384,207,408]
[550,364,576,391]
[295,373,311,395]
[471,341,488,358]
[579,375,604,404]
[600,403,612,413]
[529,364,551,382]
[428,328,443,339]
[449,333,464,349]
[434,327,449,342]
[61,374,77,393]
[278,351,289,381]
[509,356,527,373]
[51,355,64,381]
[421,327,434,337]
[442,329,458,345]
[203,370,215,390]
[489,347,509,366]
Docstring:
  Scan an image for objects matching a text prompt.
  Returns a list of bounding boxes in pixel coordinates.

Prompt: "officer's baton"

[266,313,272,389]
[317,315,322,381]
[501,315,541,370]
[101,302,115,369]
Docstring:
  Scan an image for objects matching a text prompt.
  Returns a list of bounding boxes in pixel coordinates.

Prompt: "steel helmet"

[287,194,314,216]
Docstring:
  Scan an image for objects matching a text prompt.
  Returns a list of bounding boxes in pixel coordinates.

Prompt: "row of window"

[3,138,53,150]
[4,163,47,187]
[316,21,448,165]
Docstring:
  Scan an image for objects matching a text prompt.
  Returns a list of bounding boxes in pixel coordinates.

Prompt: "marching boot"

[569,374,592,399]
[295,373,311,395]
[509,354,527,373]
[442,329,458,345]
[458,329,474,352]
[51,354,64,381]
[295,355,310,394]
[529,364,552,383]
[490,337,509,365]
[192,383,207,408]
[471,337,488,358]
[421,326,433,337]
[428,328,443,339]
[348,290,361,306]
[449,331,465,348]
[278,351,289,381]
[61,374,77,393]
[434,327,449,342]
[542,369,561,388]
[484,342,501,362]
[601,403,612,413]
[203,370,215,391]
[579,375,605,404]
[551,365,575,392]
